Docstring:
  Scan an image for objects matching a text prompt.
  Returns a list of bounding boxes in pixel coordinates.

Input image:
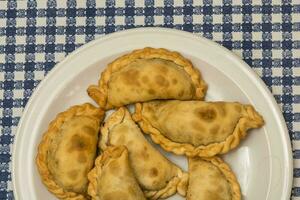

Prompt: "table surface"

[0,0,299,199]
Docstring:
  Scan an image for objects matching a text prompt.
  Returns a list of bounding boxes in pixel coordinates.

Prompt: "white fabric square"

[154,16,164,24]
[272,85,282,95]
[95,17,105,26]
[76,17,86,26]
[56,17,66,26]
[272,14,282,23]
[272,32,282,41]
[272,67,283,76]
[36,17,47,27]
[272,50,282,59]
[115,16,125,25]
[134,16,145,25]
[14,72,25,80]
[193,15,203,23]
[252,14,262,23]
[15,53,26,63]
[173,15,183,24]
[213,14,222,23]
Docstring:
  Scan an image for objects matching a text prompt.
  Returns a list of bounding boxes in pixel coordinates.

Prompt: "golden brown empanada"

[36,103,104,200]
[100,107,188,199]
[133,100,264,157]
[187,157,241,200]
[87,146,146,200]
[87,47,207,109]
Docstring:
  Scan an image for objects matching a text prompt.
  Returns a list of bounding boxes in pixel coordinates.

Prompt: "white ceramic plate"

[12,28,292,200]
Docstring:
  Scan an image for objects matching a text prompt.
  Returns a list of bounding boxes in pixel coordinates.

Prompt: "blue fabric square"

[105,7,115,16]
[183,5,193,15]
[222,5,232,14]
[6,9,16,19]
[66,7,77,17]
[46,8,56,17]
[164,6,173,15]
[144,7,154,16]
[125,7,134,16]
[86,7,96,16]
[203,5,213,15]
[242,5,252,14]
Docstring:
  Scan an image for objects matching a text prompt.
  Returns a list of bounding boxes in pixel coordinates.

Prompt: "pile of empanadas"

[36,47,264,200]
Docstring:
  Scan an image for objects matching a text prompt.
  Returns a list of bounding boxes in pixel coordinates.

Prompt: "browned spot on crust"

[235,104,242,112]
[109,160,120,173]
[209,125,220,135]
[140,146,149,160]
[191,121,205,132]
[149,167,158,177]
[103,191,128,200]
[116,124,129,133]
[68,135,89,152]
[178,89,184,97]
[77,153,87,163]
[215,102,227,116]
[194,107,217,122]
[203,190,223,200]
[68,170,78,180]
[128,186,136,196]
[142,75,150,83]
[116,134,126,145]
[122,69,140,86]
[155,75,169,87]
[189,84,195,95]
[148,89,156,95]
[82,126,96,137]
[157,64,169,74]
[172,78,178,84]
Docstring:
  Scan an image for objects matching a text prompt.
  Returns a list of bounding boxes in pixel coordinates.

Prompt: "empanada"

[187,157,241,200]
[87,47,207,109]
[36,103,104,200]
[133,100,264,157]
[87,146,146,200]
[100,107,188,199]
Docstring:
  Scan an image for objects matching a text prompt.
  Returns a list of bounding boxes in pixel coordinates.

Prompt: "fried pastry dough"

[36,103,104,199]
[87,47,207,109]
[133,100,264,157]
[87,146,146,200]
[187,157,241,200]
[100,107,188,199]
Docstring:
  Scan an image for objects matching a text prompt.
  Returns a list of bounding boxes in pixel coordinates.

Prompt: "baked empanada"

[87,146,146,200]
[36,103,104,200]
[187,157,241,200]
[100,107,188,199]
[133,100,264,157]
[87,47,207,109]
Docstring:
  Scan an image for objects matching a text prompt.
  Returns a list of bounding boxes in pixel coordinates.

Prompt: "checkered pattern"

[0,0,299,199]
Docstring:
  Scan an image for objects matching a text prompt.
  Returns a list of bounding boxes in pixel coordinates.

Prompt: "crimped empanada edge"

[133,102,264,157]
[188,156,241,200]
[36,103,104,200]
[100,107,189,200]
[87,47,207,110]
[87,146,128,199]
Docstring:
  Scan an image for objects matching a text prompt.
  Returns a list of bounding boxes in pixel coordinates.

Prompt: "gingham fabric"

[0,0,299,199]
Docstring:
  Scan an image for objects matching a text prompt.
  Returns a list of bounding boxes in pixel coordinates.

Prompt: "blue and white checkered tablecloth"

[0,0,299,199]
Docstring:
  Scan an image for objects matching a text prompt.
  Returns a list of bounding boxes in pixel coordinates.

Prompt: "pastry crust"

[87,47,207,109]
[36,103,104,200]
[133,101,264,157]
[100,107,188,199]
[187,156,241,200]
[87,146,146,200]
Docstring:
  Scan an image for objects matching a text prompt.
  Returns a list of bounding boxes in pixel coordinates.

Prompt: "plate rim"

[11,27,293,200]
